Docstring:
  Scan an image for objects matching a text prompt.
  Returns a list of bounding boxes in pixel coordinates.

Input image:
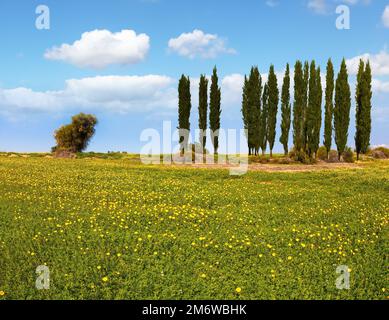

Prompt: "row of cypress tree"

[178,67,221,155]
[242,58,372,160]
[177,59,372,160]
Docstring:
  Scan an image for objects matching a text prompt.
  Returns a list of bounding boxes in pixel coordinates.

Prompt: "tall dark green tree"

[260,83,269,155]
[209,66,222,155]
[355,60,372,160]
[302,61,310,152]
[242,67,262,156]
[362,61,372,152]
[293,61,304,151]
[242,75,250,153]
[178,75,192,155]
[306,61,317,158]
[198,74,208,154]
[324,58,335,157]
[267,65,279,158]
[312,66,322,157]
[280,64,291,155]
[251,67,262,155]
[334,59,351,160]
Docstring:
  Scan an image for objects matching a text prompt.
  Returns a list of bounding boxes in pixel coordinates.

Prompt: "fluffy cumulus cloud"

[221,74,245,107]
[168,29,236,59]
[346,50,389,76]
[0,75,176,116]
[0,74,248,117]
[383,6,389,28]
[44,29,150,69]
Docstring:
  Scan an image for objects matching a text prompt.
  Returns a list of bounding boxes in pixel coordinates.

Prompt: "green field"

[0,157,388,300]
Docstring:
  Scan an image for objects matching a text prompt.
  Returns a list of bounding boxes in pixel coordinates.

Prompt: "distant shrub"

[289,148,311,164]
[317,146,328,161]
[342,147,355,163]
[54,149,77,159]
[371,150,387,159]
[328,150,339,163]
[373,147,389,158]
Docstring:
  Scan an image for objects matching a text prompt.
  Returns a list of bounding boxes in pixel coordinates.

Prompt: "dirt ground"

[173,161,364,172]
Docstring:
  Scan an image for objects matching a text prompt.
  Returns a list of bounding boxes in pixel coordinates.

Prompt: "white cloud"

[168,29,236,59]
[346,50,389,76]
[308,0,328,14]
[0,75,176,116]
[44,29,150,69]
[221,74,245,107]
[0,74,247,117]
[383,6,389,28]
[372,78,389,93]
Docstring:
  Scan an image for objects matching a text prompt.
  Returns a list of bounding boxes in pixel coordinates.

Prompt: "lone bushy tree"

[324,59,335,158]
[334,59,351,160]
[355,60,372,160]
[178,75,192,155]
[280,64,291,155]
[54,113,98,153]
[267,65,279,158]
[198,74,208,154]
[210,67,221,155]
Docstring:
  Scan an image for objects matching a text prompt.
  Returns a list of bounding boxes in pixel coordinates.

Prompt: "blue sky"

[0,0,388,153]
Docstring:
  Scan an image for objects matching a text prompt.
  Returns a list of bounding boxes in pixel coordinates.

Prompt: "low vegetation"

[0,157,387,300]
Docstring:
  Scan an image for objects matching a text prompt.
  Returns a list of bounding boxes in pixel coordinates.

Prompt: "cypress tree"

[178,75,192,155]
[210,66,221,155]
[267,65,279,158]
[324,59,335,157]
[198,74,208,155]
[307,62,322,158]
[314,66,322,157]
[280,63,291,155]
[302,61,310,152]
[242,67,262,156]
[251,67,262,156]
[293,61,304,151]
[355,60,372,160]
[306,61,317,158]
[242,75,251,154]
[355,59,364,161]
[362,61,372,154]
[334,59,351,160]
[260,83,269,155]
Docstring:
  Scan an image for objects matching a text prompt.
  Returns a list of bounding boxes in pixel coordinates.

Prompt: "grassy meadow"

[0,156,388,300]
